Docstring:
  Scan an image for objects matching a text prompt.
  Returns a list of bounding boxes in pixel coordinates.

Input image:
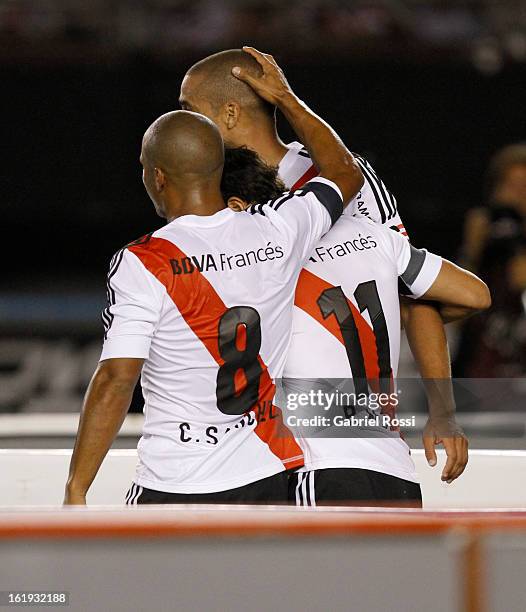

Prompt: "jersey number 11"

[317,281,392,395]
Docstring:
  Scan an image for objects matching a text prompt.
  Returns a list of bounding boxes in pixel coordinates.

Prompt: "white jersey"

[100,177,343,494]
[282,216,441,482]
[279,141,407,235]
[278,143,436,483]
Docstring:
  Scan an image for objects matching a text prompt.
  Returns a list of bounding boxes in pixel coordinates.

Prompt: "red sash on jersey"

[129,237,304,470]
[295,270,380,380]
[291,163,397,424]
[291,164,318,191]
[294,269,397,423]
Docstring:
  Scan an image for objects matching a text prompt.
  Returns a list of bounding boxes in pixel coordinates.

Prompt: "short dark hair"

[187,49,275,119]
[221,146,286,205]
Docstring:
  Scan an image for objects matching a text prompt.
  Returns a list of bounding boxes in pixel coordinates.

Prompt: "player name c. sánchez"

[170,242,285,274]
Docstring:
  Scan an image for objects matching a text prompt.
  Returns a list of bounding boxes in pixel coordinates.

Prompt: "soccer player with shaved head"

[64,52,365,505]
[180,47,474,503]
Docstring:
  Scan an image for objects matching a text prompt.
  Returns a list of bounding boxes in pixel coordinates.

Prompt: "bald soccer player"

[179,47,469,487]
[64,77,364,504]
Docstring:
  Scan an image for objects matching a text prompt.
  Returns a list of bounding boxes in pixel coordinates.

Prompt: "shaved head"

[182,49,275,119]
[140,110,226,219]
[142,110,224,178]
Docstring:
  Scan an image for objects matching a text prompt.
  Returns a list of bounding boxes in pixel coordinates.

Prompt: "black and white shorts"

[125,471,288,505]
[289,467,422,507]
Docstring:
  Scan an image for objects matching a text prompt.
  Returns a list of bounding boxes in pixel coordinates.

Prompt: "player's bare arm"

[64,358,143,505]
[419,259,491,322]
[402,302,467,484]
[232,47,364,204]
[405,260,490,483]
[397,258,490,484]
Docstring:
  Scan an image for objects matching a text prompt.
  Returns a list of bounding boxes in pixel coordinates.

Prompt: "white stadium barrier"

[1,448,526,507]
[1,506,526,611]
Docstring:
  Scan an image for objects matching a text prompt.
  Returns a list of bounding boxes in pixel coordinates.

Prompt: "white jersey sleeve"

[100,248,165,360]
[350,155,406,234]
[387,229,443,298]
[278,143,408,237]
[250,176,343,262]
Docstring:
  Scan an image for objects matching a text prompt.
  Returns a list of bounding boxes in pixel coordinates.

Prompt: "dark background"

[2,0,526,416]
[5,56,526,289]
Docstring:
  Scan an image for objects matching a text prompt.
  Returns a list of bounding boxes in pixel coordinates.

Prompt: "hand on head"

[232,47,294,106]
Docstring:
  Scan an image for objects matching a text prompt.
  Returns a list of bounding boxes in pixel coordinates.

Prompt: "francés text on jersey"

[170,242,285,274]
[309,233,378,263]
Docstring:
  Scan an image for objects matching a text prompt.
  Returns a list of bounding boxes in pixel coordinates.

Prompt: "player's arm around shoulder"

[389,228,491,322]
[399,250,490,480]
[420,258,491,322]
[276,93,364,205]
[233,47,364,208]
[251,181,344,266]
[387,231,487,484]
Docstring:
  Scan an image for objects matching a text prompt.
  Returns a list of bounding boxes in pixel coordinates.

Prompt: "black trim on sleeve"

[302,180,343,226]
[364,158,395,219]
[126,232,153,248]
[355,157,388,224]
[388,192,398,219]
[268,192,295,211]
[248,202,266,216]
[102,248,125,339]
[400,245,426,287]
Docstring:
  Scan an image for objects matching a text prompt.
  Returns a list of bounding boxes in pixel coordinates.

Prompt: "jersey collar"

[170,207,235,228]
[277,141,304,182]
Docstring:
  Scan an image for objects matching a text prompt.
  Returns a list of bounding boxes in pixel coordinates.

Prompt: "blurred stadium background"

[2,3,526,611]
[2,0,526,448]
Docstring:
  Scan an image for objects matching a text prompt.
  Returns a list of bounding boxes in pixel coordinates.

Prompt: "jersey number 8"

[216,306,263,416]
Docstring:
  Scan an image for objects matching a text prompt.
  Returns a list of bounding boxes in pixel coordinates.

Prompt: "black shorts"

[289,468,422,508]
[125,471,288,505]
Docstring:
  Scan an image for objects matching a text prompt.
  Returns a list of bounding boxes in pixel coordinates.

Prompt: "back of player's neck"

[165,187,226,221]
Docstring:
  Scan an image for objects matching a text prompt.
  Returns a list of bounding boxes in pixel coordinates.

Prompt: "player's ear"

[154,168,166,192]
[224,102,240,130]
[227,196,249,212]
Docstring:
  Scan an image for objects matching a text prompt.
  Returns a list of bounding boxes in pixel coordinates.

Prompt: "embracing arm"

[64,358,143,505]
[401,258,490,482]
[402,301,466,482]
[402,259,491,327]
[402,301,452,389]
[420,258,491,321]
[233,47,364,205]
